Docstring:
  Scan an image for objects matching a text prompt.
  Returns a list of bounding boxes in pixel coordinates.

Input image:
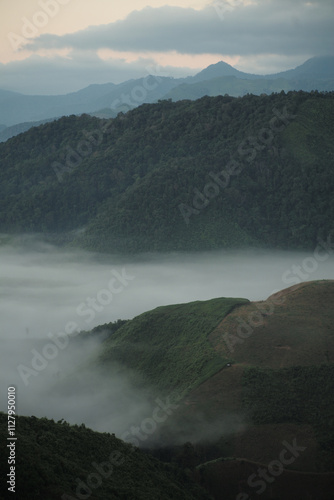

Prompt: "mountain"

[72,279,334,497]
[0,85,114,126]
[164,55,334,101]
[162,75,295,101]
[2,280,333,499]
[267,55,334,81]
[190,55,334,83]
[0,76,181,127]
[1,56,333,133]
[94,280,334,395]
[0,91,333,254]
[186,60,261,82]
[0,118,56,143]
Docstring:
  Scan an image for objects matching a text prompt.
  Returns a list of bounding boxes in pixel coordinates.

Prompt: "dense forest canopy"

[0,91,333,253]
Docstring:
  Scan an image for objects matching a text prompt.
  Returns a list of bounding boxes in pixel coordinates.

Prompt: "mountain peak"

[191,60,252,82]
[190,55,334,84]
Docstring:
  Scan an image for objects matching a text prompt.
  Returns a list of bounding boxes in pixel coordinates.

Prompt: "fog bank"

[1,241,333,341]
[0,240,333,441]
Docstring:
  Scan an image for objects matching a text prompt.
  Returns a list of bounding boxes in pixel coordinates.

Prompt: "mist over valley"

[0,240,333,442]
[1,240,333,341]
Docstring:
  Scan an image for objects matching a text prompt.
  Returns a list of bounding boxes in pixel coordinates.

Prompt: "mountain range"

[0,55,333,140]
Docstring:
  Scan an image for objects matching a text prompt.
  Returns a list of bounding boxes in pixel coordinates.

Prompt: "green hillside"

[98,297,248,395]
[0,413,211,500]
[88,281,334,472]
[146,281,334,475]
[0,91,333,253]
[2,282,334,499]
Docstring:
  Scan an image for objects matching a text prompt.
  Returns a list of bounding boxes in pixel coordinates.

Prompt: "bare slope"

[210,280,334,368]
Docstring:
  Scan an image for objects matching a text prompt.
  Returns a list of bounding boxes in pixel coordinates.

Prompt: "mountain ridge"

[94,280,334,478]
[1,91,333,254]
[1,280,333,499]
[1,55,333,132]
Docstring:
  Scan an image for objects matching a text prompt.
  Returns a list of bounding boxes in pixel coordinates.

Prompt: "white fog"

[0,237,333,443]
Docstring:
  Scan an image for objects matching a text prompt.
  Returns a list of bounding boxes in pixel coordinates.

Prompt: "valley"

[1,275,334,499]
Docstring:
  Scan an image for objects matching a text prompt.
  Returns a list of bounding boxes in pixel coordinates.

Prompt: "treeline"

[0,91,333,253]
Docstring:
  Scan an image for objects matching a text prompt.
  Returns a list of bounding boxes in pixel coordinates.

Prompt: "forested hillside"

[0,413,211,500]
[0,91,333,253]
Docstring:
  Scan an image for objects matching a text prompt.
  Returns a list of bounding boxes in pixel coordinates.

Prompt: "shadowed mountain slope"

[0,413,211,500]
[1,91,333,253]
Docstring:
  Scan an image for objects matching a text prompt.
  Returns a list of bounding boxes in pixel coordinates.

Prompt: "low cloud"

[0,53,163,95]
[0,239,333,443]
[0,237,333,343]
[25,1,333,58]
[0,51,196,95]
[1,0,332,95]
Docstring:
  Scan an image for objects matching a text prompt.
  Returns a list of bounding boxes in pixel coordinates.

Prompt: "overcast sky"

[0,0,333,94]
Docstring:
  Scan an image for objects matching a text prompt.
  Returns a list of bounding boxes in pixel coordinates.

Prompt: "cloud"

[0,52,195,94]
[2,0,332,95]
[233,53,313,75]
[0,54,140,94]
[25,1,333,58]
[1,240,333,342]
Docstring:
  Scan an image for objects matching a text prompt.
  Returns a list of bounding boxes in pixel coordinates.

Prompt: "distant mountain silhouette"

[187,60,260,82]
[0,56,333,135]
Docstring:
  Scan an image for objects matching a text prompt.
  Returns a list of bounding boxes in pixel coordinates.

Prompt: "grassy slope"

[98,297,249,396]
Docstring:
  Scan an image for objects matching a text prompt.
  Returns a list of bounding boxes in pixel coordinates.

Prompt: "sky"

[0,0,333,94]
